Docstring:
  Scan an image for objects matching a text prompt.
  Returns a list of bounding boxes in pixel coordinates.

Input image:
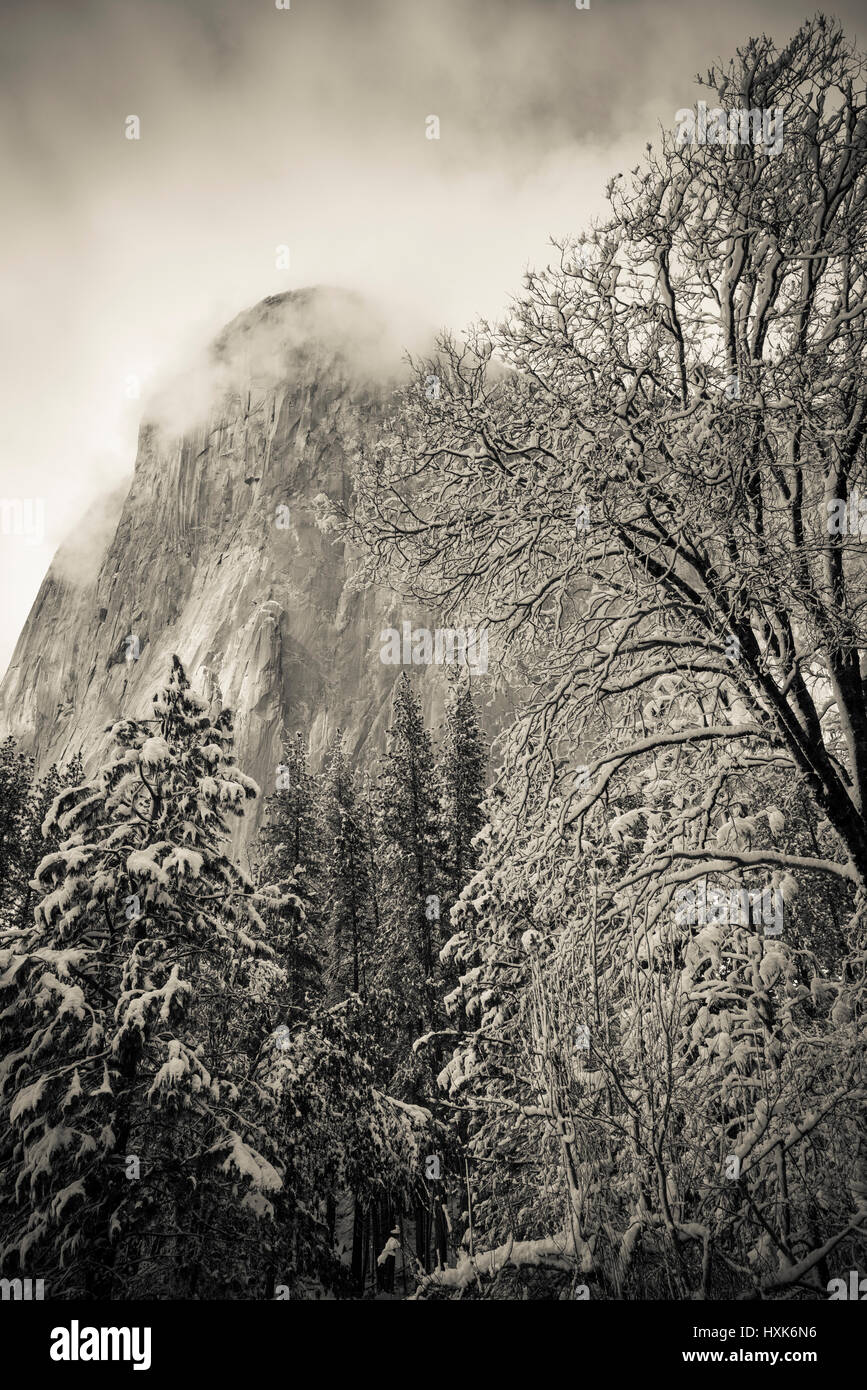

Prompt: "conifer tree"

[319,735,374,1000]
[255,730,322,1016]
[0,658,279,1298]
[0,741,85,935]
[374,674,442,1042]
[358,768,382,954]
[262,731,320,876]
[437,673,487,925]
[0,736,33,929]
[371,676,454,1272]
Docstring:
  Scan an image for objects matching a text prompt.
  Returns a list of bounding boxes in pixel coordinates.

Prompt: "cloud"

[50,483,130,590]
[1,0,864,676]
[143,287,428,441]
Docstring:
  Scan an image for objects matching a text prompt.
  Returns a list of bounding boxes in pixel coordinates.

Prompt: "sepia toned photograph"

[1,0,866,1358]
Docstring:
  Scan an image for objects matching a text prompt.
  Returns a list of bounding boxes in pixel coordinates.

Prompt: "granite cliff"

[0,288,479,836]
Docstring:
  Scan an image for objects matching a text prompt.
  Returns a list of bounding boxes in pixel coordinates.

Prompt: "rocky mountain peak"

[0,289,455,837]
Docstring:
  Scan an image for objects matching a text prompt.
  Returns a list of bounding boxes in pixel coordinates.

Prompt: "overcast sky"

[0,0,863,677]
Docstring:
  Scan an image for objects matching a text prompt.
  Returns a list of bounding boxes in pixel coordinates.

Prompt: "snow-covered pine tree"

[256,991,444,1297]
[437,671,486,933]
[358,768,382,957]
[0,657,284,1298]
[255,729,322,1017]
[374,674,442,1047]
[0,747,87,1174]
[0,752,85,937]
[0,736,33,930]
[437,783,591,1282]
[319,735,375,1000]
[372,674,458,1273]
[260,730,320,877]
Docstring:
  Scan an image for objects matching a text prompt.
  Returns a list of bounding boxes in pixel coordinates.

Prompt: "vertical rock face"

[0,288,464,830]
